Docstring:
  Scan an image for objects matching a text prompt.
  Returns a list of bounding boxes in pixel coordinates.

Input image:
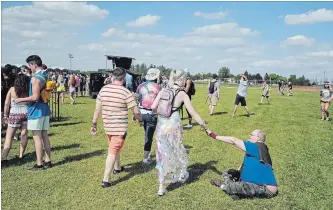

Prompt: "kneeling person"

[207,129,278,200]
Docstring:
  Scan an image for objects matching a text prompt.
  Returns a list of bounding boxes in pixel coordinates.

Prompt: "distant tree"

[264,73,269,81]
[244,70,249,77]
[218,67,231,78]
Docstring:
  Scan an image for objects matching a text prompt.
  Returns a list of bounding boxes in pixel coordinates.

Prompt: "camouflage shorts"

[222,170,277,200]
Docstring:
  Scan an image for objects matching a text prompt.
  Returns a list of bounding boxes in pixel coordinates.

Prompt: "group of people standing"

[1,55,53,170]
[90,67,278,199]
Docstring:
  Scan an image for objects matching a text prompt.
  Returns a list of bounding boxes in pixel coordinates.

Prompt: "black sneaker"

[113,166,125,174]
[101,181,113,188]
[44,161,53,169]
[28,164,45,171]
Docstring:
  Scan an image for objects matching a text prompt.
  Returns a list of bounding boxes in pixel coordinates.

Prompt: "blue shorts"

[28,116,50,131]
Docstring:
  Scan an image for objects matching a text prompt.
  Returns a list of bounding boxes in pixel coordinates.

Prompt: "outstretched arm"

[182,92,205,126]
[207,130,245,152]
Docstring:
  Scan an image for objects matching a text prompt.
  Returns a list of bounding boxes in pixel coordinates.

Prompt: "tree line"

[98,63,316,86]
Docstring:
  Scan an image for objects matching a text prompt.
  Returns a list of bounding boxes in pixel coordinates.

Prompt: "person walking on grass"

[259,81,270,105]
[151,69,210,196]
[207,129,278,200]
[90,67,142,188]
[68,73,76,105]
[320,81,333,121]
[56,72,66,104]
[232,74,251,118]
[287,81,294,96]
[75,73,80,98]
[183,75,196,129]
[136,68,161,165]
[2,74,30,164]
[14,55,52,170]
[207,74,220,116]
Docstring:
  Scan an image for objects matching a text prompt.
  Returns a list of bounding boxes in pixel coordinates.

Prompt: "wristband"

[209,132,217,139]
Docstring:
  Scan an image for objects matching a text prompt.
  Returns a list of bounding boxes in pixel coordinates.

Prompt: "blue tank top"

[28,71,51,120]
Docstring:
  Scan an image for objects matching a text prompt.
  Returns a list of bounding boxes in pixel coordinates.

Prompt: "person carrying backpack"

[207,74,220,116]
[183,76,196,128]
[136,68,161,165]
[150,69,211,196]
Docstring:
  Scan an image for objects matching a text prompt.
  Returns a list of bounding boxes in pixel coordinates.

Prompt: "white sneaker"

[142,158,153,165]
[157,188,167,196]
[179,171,189,183]
[183,124,193,129]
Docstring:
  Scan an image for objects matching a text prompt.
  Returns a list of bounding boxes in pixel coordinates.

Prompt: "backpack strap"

[171,88,185,110]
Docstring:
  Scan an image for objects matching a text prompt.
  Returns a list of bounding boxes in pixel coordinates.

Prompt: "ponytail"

[168,70,176,88]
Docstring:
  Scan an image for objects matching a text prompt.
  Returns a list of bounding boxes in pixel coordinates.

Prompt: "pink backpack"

[156,88,183,117]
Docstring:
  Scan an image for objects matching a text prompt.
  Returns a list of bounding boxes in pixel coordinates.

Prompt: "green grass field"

[2,87,333,210]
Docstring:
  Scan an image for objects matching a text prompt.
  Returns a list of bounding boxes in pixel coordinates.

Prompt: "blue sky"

[2,1,333,81]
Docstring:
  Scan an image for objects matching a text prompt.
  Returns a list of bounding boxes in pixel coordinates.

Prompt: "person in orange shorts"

[90,67,142,188]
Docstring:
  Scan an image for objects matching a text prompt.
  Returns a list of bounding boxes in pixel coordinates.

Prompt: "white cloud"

[102,28,124,37]
[217,58,237,64]
[284,8,333,25]
[144,51,153,57]
[249,60,281,68]
[193,11,227,19]
[280,35,315,47]
[305,50,333,57]
[2,2,109,28]
[187,23,260,37]
[126,14,161,27]
[20,31,48,38]
[2,2,333,81]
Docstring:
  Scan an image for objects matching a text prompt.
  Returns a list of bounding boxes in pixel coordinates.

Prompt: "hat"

[145,68,160,81]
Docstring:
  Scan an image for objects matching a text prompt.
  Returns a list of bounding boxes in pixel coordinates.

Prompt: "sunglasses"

[249,133,257,137]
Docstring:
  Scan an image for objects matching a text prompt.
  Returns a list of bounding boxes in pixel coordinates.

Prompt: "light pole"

[69,53,73,71]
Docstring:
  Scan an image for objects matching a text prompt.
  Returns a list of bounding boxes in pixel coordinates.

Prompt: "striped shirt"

[96,84,137,136]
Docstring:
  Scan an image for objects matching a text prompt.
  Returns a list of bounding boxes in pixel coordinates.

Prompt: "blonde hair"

[168,69,188,88]
[254,129,266,142]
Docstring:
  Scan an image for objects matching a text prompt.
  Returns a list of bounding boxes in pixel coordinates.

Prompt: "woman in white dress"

[151,69,210,196]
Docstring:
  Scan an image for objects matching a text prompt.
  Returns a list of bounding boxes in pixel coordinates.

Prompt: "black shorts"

[75,87,79,92]
[235,94,247,106]
[262,95,269,98]
[80,85,85,91]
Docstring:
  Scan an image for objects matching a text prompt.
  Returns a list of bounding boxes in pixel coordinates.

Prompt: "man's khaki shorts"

[208,95,218,106]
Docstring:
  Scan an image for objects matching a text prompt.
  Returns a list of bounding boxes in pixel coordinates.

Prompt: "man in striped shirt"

[91,67,142,188]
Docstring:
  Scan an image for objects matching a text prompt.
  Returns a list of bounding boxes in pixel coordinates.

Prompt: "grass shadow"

[51,121,84,127]
[240,113,256,117]
[28,133,55,140]
[166,160,221,192]
[53,149,105,167]
[112,161,155,186]
[1,143,82,168]
[213,112,228,116]
[51,117,72,122]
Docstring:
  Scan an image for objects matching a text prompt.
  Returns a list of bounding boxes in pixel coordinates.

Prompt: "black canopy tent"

[104,55,142,89]
[89,55,142,98]
[105,55,135,70]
